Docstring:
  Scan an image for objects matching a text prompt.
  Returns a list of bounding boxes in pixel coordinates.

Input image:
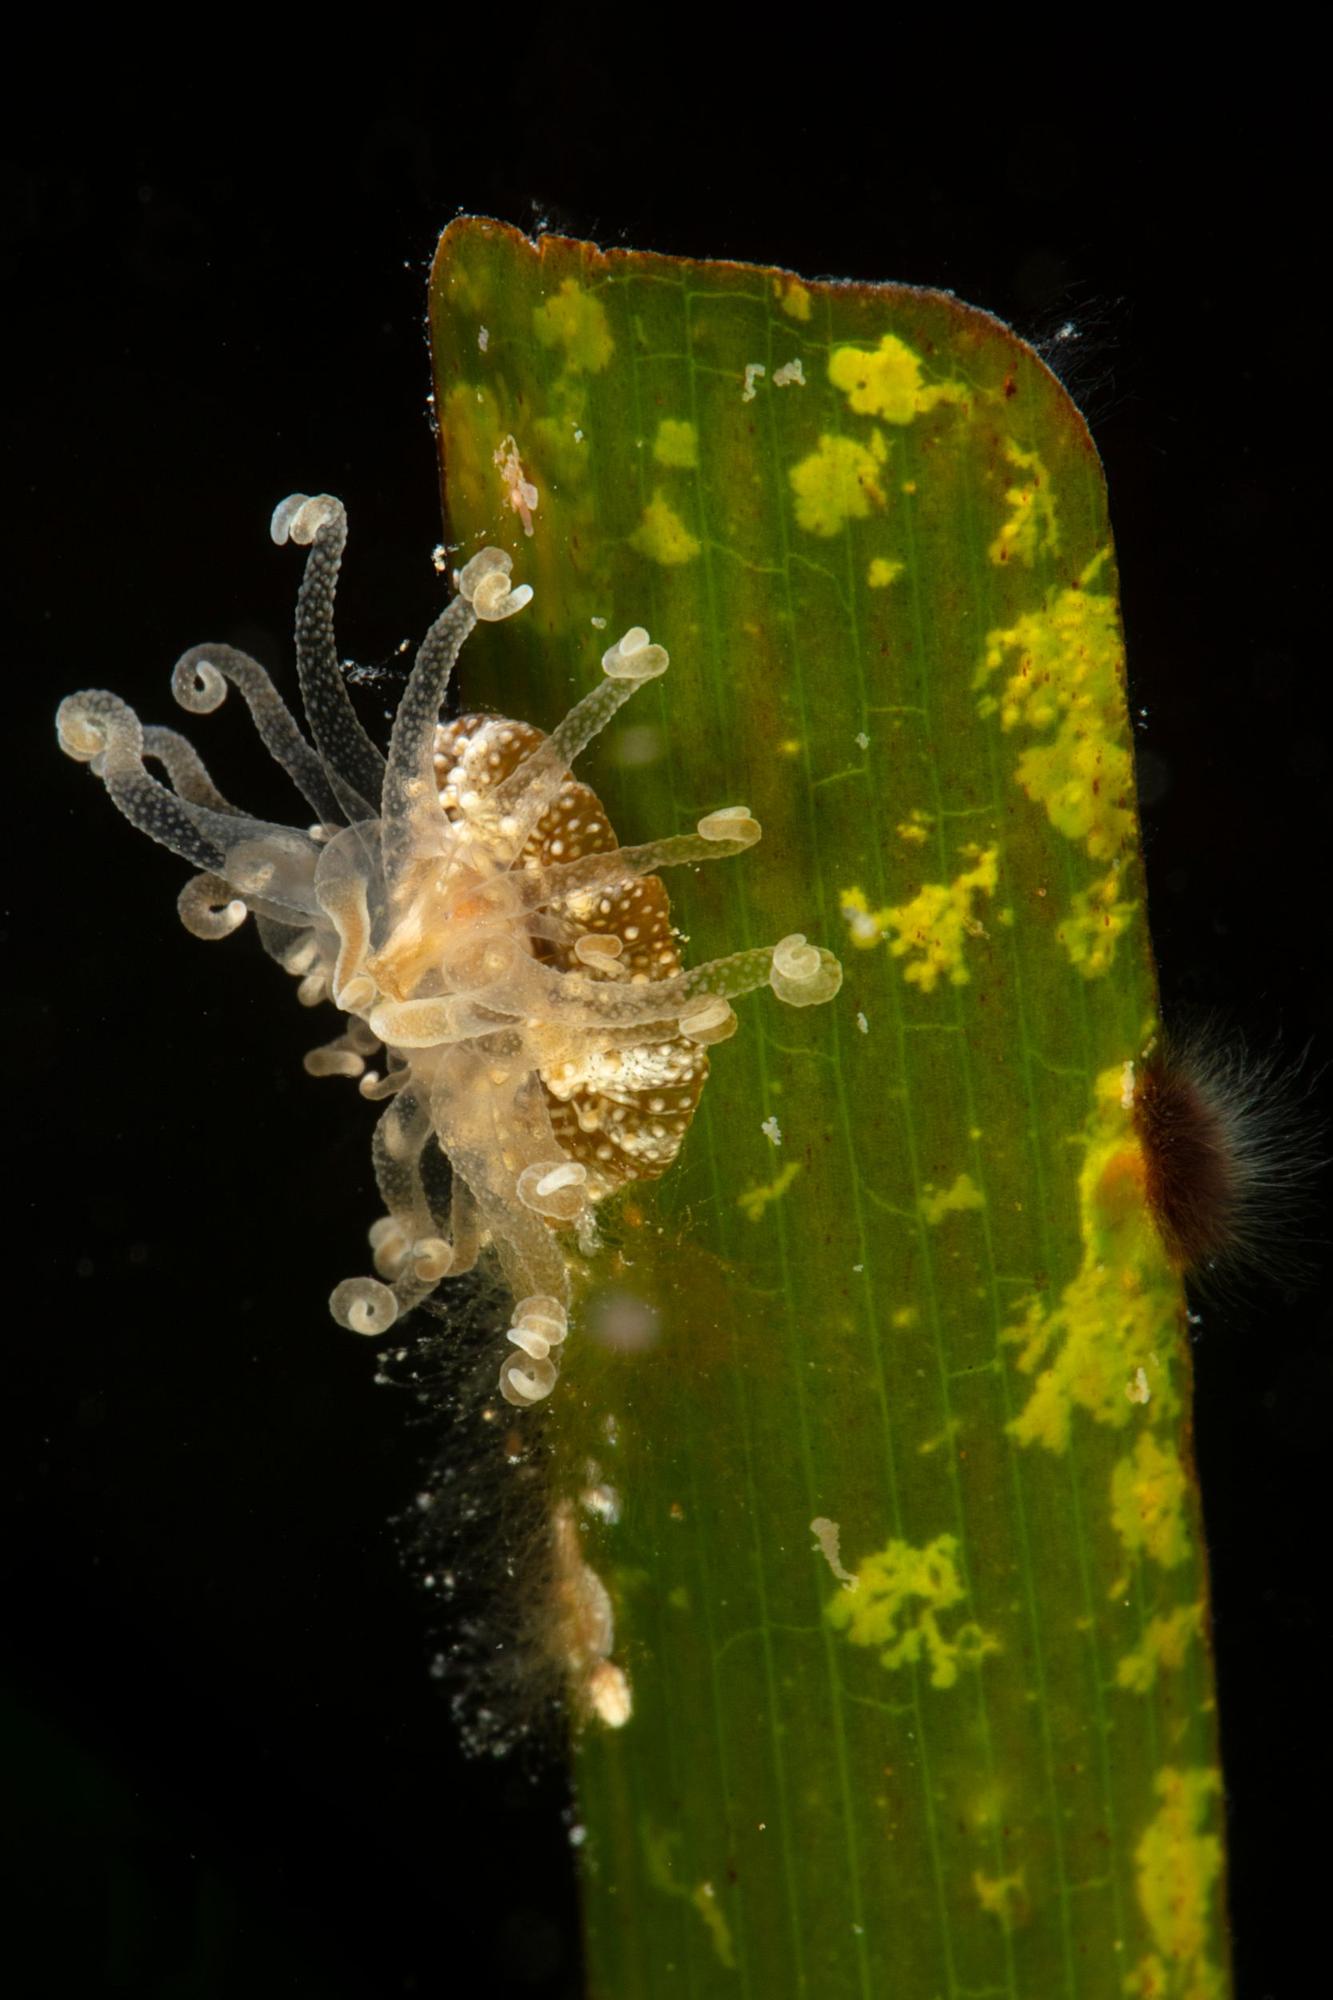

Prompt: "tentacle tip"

[698,806,761,846]
[271,492,343,548]
[602,626,669,682]
[769,934,844,1008]
[55,696,106,762]
[170,651,227,713]
[329,1275,399,1336]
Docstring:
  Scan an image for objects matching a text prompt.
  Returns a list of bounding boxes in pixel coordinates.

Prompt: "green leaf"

[429,220,1229,2000]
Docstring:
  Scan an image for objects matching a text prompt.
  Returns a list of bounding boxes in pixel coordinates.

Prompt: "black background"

[5,52,1327,2000]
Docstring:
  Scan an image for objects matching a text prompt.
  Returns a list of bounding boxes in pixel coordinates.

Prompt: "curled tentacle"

[172,641,344,824]
[273,493,384,819]
[379,546,531,893]
[142,725,238,812]
[494,626,669,849]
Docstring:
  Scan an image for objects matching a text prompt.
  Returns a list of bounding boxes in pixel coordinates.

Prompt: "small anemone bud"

[177,873,248,940]
[602,627,669,682]
[678,995,738,1045]
[296,970,329,1007]
[517,1159,589,1221]
[769,933,844,1007]
[329,1275,399,1336]
[271,492,343,547]
[697,806,761,846]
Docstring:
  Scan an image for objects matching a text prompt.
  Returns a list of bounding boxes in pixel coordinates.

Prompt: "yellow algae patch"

[973,1869,1029,1931]
[1117,1604,1206,1693]
[920,1173,985,1224]
[896,808,931,844]
[629,490,701,565]
[789,432,887,536]
[892,1305,918,1329]
[738,1161,801,1223]
[1057,865,1137,979]
[532,277,614,373]
[1005,1065,1179,1453]
[652,418,698,469]
[775,274,812,320]
[975,554,1133,861]
[829,333,968,424]
[868,555,904,588]
[825,1532,999,1689]
[1112,1433,1191,1569]
[988,441,1060,567]
[841,846,997,991]
[1125,1768,1225,2000]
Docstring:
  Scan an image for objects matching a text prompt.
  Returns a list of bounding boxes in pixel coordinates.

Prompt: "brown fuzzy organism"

[1132,1029,1323,1285]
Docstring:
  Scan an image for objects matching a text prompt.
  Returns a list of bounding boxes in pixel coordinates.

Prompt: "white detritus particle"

[591,615,607,629]
[478,325,490,353]
[574,426,585,442]
[772,359,806,388]
[430,543,450,574]
[855,731,870,750]
[742,362,766,403]
[1126,1366,1151,1406]
[811,1516,857,1589]
[1120,1059,1136,1111]
[581,1482,623,1525]
[761,1115,783,1147]
[568,1823,588,1848]
[587,1660,633,1728]
[856,1011,869,1034]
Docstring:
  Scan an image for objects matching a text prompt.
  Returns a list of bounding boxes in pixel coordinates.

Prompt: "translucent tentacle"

[172,642,344,824]
[272,493,384,820]
[379,547,530,892]
[494,626,668,847]
[522,808,762,910]
[59,689,327,918]
[59,690,226,870]
[141,725,237,812]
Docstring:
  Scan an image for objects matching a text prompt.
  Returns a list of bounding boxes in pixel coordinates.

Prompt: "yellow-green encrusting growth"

[828,332,968,423]
[629,491,701,565]
[1111,1433,1191,1569]
[532,277,615,372]
[975,554,1132,862]
[1125,1768,1226,2000]
[824,1533,999,1689]
[975,551,1139,978]
[840,845,998,989]
[789,431,887,536]
[988,440,1060,567]
[1004,1064,1180,1453]
[1116,1605,1206,1694]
